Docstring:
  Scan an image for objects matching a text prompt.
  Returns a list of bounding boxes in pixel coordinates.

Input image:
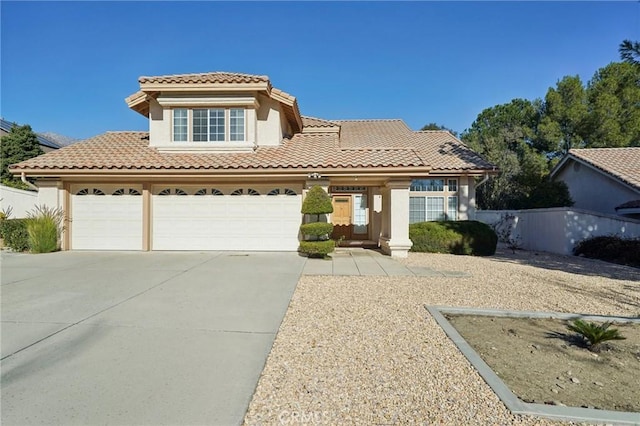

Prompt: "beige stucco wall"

[256,95,283,146]
[148,99,170,147]
[147,93,282,148]
[556,161,639,216]
[0,185,38,218]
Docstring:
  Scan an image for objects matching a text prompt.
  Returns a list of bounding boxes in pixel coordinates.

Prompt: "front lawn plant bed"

[446,314,640,413]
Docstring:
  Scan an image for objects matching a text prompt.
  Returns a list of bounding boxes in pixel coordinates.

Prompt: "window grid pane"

[229,108,245,141]
[173,109,188,142]
[193,109,208,141]
[426,197,445,221]
[410,179,445,191]
[209,109,225,141]
[447,196,458,221]
[448,179,458,192]
[409,197,426,224]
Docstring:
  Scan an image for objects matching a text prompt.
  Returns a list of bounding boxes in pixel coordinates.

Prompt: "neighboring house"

[551,147,640,219]
[1,118,61,153]
[10,72,495,257]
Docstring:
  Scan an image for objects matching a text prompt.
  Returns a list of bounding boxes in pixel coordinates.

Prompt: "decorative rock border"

[426,306,640,426]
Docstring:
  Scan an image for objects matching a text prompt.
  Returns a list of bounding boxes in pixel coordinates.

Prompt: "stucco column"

[379,179,413,258]
[459,175,470,221]
[142,183,151,251]
[468,177,477,220]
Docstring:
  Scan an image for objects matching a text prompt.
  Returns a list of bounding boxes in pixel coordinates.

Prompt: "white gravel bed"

[244,250,639,425]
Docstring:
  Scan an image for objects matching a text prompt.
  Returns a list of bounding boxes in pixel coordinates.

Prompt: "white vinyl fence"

[0,185,38,218]
[476,207,640,255]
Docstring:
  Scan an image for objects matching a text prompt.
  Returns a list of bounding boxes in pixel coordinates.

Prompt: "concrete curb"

[425,305,640,426]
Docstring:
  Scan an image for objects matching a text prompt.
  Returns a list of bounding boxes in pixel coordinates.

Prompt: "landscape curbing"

[426,305,640,426]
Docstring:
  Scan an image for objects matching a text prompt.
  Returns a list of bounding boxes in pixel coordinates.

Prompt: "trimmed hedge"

[574,236,640,268]
[409,220,497,256]
[299,240,335,257]
[300,222,334,238]
[301,186,333,215]
[0,219,30,252]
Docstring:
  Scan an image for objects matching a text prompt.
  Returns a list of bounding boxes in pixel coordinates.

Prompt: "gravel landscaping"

[243,249,640,425]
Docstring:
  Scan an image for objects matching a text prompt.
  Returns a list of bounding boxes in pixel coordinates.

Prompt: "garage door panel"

[152,192,301,251]
[72,192,143,250]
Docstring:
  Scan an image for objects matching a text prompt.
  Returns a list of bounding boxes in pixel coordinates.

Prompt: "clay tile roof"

[336,121,494,171]
[10,131,424,172]
[11,119,495,174]
[569,148,640,192]
[302,116,340,128]
[138,72,270,85]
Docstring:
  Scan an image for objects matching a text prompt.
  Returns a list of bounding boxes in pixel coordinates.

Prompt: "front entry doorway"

[331,191,369,242]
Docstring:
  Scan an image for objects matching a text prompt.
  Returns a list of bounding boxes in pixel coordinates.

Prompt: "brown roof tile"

[138,72,269,85]
[302,116,339,128]
[569,148,640,191]
[11,131,424,172]
[337,121,494,171]
[11,120,495,174]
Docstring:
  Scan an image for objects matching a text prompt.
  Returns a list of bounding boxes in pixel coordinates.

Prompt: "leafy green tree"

[619,39,640,65]
[586,62,640,148]
[0,124,44,189]
[537,76,588,157]
[421,122,458,137]
[462,99,550,209]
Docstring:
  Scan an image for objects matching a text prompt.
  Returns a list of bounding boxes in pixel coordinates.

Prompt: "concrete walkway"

[302,248,471,277]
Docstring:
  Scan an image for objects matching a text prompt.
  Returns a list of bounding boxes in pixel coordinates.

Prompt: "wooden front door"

[331,196,352,240]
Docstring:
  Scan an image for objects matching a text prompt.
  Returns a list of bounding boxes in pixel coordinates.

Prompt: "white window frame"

[409,177,459,223]
[172,108,246,143]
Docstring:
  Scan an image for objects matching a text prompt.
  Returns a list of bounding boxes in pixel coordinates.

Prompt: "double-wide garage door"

[70,185,302,251]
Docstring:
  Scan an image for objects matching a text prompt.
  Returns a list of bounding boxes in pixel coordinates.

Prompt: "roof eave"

[139,82,271,92]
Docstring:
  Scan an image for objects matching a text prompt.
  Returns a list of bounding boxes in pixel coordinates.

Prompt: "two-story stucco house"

[11,72,496,257]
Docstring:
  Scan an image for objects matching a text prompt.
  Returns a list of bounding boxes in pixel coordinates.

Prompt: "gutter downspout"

[476,171,491,188]
[21,172,39,191]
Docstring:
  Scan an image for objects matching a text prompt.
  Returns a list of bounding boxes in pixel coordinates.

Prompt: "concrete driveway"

[1,251,306,426]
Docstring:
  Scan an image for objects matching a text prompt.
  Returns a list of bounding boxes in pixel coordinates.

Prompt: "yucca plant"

[567,319,626,352]
[26,205,64,253]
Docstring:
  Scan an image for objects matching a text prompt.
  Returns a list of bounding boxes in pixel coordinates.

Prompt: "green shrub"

[301,186,333,215]
[26,205,64,253]
[0,219,29,252]
[409,220,497,256]
[299,186,334,257]
[299,240,335,257]
[573,236,640,268]
[567,319,626,352]
[300,222,333,238]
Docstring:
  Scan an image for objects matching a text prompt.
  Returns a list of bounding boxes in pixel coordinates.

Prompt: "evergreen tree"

[0,124,44,189]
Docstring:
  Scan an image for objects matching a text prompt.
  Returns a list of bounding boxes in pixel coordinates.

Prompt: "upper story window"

[173,108,245,142]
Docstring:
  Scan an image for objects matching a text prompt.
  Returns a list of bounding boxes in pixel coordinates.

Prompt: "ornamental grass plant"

[26,205,64,253]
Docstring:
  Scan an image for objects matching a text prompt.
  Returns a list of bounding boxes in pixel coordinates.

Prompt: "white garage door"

[71,186,143,250]
[152,186,302,251]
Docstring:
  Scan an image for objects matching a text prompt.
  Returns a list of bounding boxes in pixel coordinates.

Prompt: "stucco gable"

[552,148,640,194]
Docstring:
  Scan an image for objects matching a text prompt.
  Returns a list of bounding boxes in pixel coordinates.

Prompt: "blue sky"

[1,1,638,140]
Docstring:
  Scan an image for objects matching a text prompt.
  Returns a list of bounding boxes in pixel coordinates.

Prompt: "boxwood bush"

[0,219,30,252]
[409,220,497,256]
[299,240,335,257]
[574,236,640,268]
[300,222,334,238]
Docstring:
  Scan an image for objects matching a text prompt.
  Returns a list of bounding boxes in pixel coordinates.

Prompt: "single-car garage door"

[71,185,143,250]
[152,186,302,251]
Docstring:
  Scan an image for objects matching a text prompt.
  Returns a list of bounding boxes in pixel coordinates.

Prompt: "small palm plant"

[567,319,626,352]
